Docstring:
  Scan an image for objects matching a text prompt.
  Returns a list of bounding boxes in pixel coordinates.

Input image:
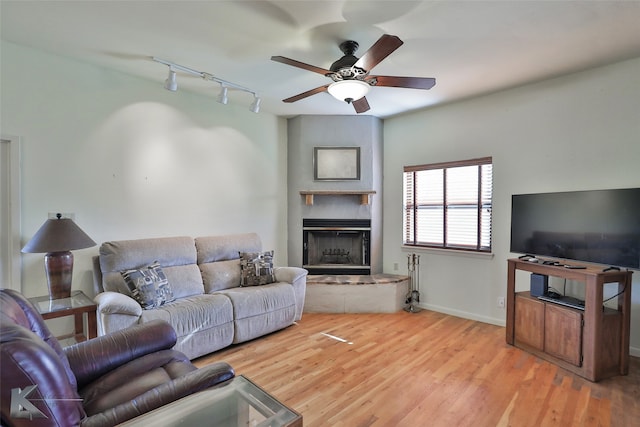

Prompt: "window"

[403,157,492,252]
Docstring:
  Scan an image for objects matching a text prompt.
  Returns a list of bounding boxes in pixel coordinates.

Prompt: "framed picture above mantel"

[313,147,360,181]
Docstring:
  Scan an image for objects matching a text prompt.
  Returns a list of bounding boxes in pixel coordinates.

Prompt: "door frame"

[1,135,22,291]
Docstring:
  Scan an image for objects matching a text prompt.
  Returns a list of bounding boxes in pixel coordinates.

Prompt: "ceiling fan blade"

[354,34,403,71]
[271,56,332,76]
[283,85,330,103]
[352,97,370,113]
[368,75,436,90]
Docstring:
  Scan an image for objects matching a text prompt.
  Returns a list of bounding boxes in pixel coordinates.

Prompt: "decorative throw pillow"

[121,262,175,309]
[239,250,276,286]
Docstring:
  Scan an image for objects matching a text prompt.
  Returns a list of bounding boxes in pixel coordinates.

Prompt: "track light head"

[250,96,261,113]
[164,69,177,91]
[217,86,228,105]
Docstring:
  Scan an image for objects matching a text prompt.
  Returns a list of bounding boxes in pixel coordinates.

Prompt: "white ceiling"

[2,1,640,118]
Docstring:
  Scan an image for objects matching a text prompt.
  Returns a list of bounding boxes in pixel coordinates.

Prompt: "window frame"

[403,156,493,253]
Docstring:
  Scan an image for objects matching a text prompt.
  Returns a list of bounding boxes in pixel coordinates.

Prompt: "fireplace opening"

[303,219,371,275]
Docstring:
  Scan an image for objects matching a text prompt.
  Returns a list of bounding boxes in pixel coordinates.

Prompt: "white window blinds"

[403,157,493,252]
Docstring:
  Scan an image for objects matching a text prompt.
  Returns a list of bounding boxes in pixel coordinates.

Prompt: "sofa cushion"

[140,294,234,359]
[239,250,276,286]
[122,262,175,309]
[200,259,241,293]
[218,283,296,343]
[219,283,294,320]
[196,233,262,292]
[195,233,262,264]
[140,294,232,335]
[80,349,194,416]
[100,237,205,299]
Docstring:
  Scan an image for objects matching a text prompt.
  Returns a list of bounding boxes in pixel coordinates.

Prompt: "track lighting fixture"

[153,57,260,113]
[250,96,261,113]
[217,86,228,105]
[164,69,177,91]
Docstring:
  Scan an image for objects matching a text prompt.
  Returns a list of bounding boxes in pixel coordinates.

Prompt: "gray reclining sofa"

[93,233,307,360]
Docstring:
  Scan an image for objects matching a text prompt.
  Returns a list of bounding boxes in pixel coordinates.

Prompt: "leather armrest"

[80,362,235,427]
[65,320,177,388]
[274,266,308,284]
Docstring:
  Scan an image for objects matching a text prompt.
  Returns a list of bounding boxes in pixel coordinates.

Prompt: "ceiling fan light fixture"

[164,69,178,91]
[327,80,370,103]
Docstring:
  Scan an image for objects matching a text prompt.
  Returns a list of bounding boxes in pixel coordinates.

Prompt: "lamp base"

[44,251,74,299]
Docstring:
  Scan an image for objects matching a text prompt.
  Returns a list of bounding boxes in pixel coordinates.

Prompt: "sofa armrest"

[65,320,177,388]
[80,362,235,427]
[274,266,308,284]
[95,291,142,316]
[94,291,142,335]
[274,266,308,321]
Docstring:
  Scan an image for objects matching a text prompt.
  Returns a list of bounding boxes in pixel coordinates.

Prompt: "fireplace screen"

[303,219,371,275]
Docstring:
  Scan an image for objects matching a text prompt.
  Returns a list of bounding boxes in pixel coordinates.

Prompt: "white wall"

[383,57,640,355]
[1,41,288,299]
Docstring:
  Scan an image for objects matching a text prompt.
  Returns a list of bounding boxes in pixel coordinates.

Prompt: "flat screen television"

[510,188,640,270]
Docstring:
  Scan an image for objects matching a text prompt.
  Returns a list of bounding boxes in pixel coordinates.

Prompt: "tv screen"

[510,188,640,269]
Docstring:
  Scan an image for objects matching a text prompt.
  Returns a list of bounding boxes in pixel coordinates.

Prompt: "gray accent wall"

[287,115,383,273]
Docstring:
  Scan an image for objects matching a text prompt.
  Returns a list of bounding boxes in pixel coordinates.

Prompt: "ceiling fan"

[271,34,436,114]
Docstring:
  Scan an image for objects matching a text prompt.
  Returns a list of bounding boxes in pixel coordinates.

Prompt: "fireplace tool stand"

[404,253,422,313]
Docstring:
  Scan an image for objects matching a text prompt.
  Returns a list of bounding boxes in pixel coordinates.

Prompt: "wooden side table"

[29,290,97,346]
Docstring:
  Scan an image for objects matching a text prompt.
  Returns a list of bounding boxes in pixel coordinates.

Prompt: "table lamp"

[22,213,96,300]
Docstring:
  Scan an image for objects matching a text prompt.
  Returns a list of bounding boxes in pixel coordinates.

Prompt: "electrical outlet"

[497,296,505,308]
[393,262,399,271]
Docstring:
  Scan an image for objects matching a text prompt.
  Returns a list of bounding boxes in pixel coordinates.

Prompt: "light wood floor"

[194,311,639,427]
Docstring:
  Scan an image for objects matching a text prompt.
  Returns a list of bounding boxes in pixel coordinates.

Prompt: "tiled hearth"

[304,274,409,313]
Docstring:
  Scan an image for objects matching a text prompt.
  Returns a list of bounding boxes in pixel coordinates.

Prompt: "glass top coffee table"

[120,375,302,427]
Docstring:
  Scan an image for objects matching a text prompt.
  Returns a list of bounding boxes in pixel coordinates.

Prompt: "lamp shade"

[22,215,96,254]
[327,80,370,103]
[22,214,96,299]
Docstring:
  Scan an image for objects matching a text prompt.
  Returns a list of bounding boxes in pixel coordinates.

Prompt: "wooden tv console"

[506,258,633,382]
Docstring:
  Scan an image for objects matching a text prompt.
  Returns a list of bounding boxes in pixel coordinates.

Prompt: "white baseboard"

[417,302,505,327]
[418,303,639,359]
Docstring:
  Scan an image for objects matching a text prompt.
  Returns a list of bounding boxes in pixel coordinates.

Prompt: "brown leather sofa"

[0,289,234,427]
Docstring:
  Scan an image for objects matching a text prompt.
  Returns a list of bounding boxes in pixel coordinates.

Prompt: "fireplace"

[303,219,371,275]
